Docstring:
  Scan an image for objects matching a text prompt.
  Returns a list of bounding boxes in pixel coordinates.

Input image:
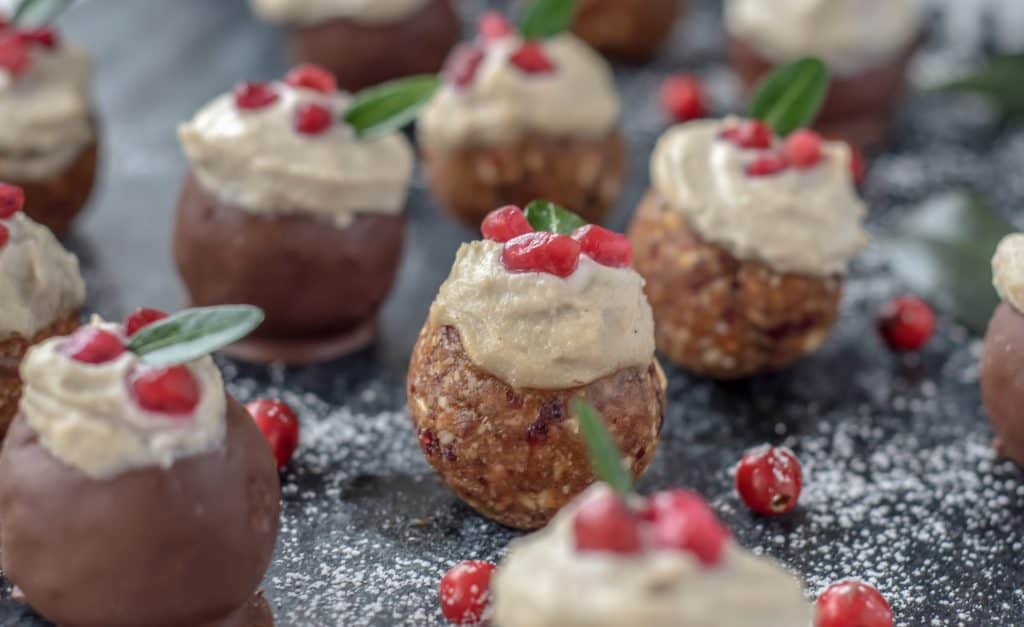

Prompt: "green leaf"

[519,0,577,40]
[936,54,1024,119]
[523,200,585,235]
[749,57,830,136]
[343,75,440,140]
[572,398,632,495]
[127,305,265,367]
[11,0,72,27]
[877,193,1014,334]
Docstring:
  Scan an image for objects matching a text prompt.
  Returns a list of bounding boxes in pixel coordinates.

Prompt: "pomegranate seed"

[0,224,8,248]
[63,327,125,365]
[502,232,581,278]
[478,10,514,40]
[659,75,707,122]
[481,205,532,243]
[284,64,336,94]
[131,365,201,415]
[439,560,496,625]
[233,82,279,110]
[573,489,642,554]
[0,35,30,76]
[246,399,301,470]
[510,41,554,74]
[0,183,25,218]
[816,580,893,627]
[735,446,802,516]
[123,307,169,337]
[572,224,633,268]
[444,44,486,88]
[642,490,729,566]
[849,142,867,186]
[294,102,333,135]
[878,296,935,352]
[16,27,58,49]
[784,129,823,169]
[746,153,789,177]
[721,120,774,149]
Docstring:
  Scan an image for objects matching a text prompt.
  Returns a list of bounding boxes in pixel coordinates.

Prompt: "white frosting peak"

[249,0,429,25]
[993,234,1024,315]
[651,118,868,276]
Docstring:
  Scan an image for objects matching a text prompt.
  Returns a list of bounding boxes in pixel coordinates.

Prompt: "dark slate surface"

[3,0,1024,625]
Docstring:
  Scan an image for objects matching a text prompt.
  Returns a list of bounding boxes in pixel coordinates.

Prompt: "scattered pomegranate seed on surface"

[735,445,802,516]
[294,102,333,135]
[502,232,581,278]
[439,560,496,625]
[572,490,642,554]
[16,27,58,49]
[643,490,729,566]
[233,82,279,110]
[131,365,201,415]
[0,224,8,248]
[815,580,894,627]
[63,327,125,365]
[0,183,25,218]
[659,75,707,122]
[746,153,789,177]
[284,64,336,94]
[481,205,532,243]
[878,296,936,352]
[478,10,514,40]
[0,35,30,76]
[722,119,774,149]
[247,399,300,469]
[784,129,824,169]
[510,41,554,74]
[445,44,486,88]
[572,224,633,267]
[123,307,169,337]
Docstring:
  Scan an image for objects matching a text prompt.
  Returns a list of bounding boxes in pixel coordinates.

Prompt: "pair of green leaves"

[523,200,586,234]
[10,0,71,27]
[749,57,830,136]
[128,305,264,367]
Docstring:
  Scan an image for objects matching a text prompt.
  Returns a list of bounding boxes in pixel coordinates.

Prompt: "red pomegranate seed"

[721,119,774,149]
[746,153,789,177]
[510,41,554,74]
[481,205,532,243]
[478,10,514,40]
[0,35,30,76]
[878,295,935,352]
[642,490,729,566]
[572,224,632,267]
[849,142,867,186]
[284,64,337,94]
[659,75,707,122]
[502,232,581,278]
[0,183,25,218]
[444,44,486,88]
[784,129,823,169]
[439,560,496,625]
[735,445,802,516]
[815,580,893,627]
[131,365,201,415]
[573,489,642,554]
[16,27,58,49]
[233,82,279,110]
[294,102,333,135]
[246,399,301,469]
[123,307,168,337]
[0,224,8,248]
[63,327,125,365]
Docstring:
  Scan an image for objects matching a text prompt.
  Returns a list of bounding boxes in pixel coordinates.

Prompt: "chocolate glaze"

[981,303,1024,466]
[0,396,281,627]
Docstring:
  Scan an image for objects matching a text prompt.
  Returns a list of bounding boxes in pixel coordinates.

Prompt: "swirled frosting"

[0,211,85,340]
[0,39,93,180]
[725,0,922,76]
[428,240,654,389]
[491,484,811,627]
[19,319,228,480]
[651,118,868,277]
[249,0,428,25]
[993,234,1024,315]
[418,33,620,153]
[178,82,414,228]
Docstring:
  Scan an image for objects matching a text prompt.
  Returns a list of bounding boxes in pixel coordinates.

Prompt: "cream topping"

[0,212,85,340]
[0,41,93,180]
[491,485,811,627]
[651,118,868,277]
[725,0,922,76]
[178,82,414,227]
[19,319,228,480]
[429,240,654,389]
[249,0,428,25]
[418,33,620,153]
[993,234,1024,315]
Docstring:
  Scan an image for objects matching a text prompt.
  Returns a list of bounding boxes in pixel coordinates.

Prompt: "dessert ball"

[725,0,922,147]
[629,119,868,379]
[0,22,98,234]
[418,16,626,228]
[0,184,84,436]
[249,0,459,92]
[0,318,281,627]
[175,66,413,363]
[407,207,664,529]
[491,483,811,626]
[532,0,683,63]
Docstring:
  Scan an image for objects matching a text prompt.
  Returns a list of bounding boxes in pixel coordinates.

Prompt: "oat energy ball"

[0,21,98,233]
[407,205,664,529]
[725,0,922,146]
[418,15,625,227]
[175,65,413,363]
[249,0,459,92]
[531,0,683,63]
[629,118,868,379]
